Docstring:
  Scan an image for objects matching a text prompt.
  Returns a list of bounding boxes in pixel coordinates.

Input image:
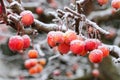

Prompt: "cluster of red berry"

[24,58,46,75]
[8,35,31,52]
[8,35,46,75]
[47,30,110,63]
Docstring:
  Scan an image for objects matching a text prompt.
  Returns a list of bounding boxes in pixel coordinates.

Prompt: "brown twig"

[0,0,7,23]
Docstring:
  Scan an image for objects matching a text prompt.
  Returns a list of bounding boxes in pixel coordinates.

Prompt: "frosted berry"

[29,67,37,75]
[97,0,108,5]
[38,58,46,66]
[53,31,64,45]
[111,0,120,9]
[70,40,87,56]
[28,49,39,58]
[85,39,100,51]
[8,35,24,51]
[92,69,100,77]
[89,49,103,63]
[58,43,70,54]
[22,35,31,49]
[98,45,109,57]
[36,7,43,14]
[20,11,34,26]
[0,4,2,14]
[64,30,77,44]
[24,59,37,69]
[47,31,56,48]
[47,31,64,48]
[34,64,43,73]
[53,69,61,76]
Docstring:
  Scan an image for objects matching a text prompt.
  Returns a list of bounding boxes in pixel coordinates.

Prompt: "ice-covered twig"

[7,0,60,33]
[85,19,109,35]
[105,44,120,58]
[49,53,61,61]
[34,44,45,57]
[58,7,109,35]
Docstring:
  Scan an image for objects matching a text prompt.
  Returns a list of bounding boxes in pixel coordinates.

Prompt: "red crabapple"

[24,59,37,69]
[92,69,100,77]
[54,31,64,45]
[112,8,117,14]
[29,67,37,75]
[50,2,58,9]
[20,11,34,26]
[28,49,39,58]
[66,71,73,78]
[8,35,24,51]
[0,4,2,14]
[89,49,103,63]
[22,35,31,49]
[111,0,120,9]
[36,7,43,14]
[53,69,61,76]
[70,40,87,56]
[38,58,46,66]
[58,43,70,54]
[34,64,43,73]
[64,30,77,44]
[47,31,56,48]
[85,39,101,51]
[98,45,109,57]
[97,0,108,5]
[47,31,64,47]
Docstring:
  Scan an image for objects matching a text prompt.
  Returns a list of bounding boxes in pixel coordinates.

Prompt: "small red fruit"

[64,30,77,44]
[0,4,2,14]
[66,71,73,78]
[47,31,56,48]
[47,31,64,48]
[111,0,120,9]
[97,0,108,5]
[98,45,109,57]
[38,58,46,66]
[28,49,39,58]
[92,69,100,77]
[8,35,24,51]
[85,39,100,51]
[70,40,87,56]
[89,49,103,63]
[36,7,43,14]
[50,2,57,9]
[24,59,37,69]
[22,35,31,49]
[34,64,43,73]
[112,8,117,14]
[53,31,64,45]
[58,43,70,54]
[53,69,61,76]
[20,11,34,26]
[29,67,37,75]
[72,63,79,71]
